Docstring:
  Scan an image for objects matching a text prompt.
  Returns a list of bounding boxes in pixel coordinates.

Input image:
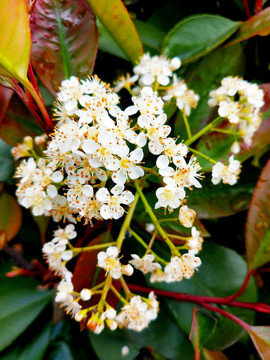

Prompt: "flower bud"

[80,289,92,301]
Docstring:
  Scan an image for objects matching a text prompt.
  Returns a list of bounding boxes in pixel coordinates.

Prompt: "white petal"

[156,155,169,169]
[82,185,93,197]
[51,171,63,183]
[100,204,112,219]
[138,115,150,129]
[107,246,119,258]
[111,184,124,195]
[96,188,110,202]
[82,140,99,154]
[120,190,134,204]
[47,185,58,198]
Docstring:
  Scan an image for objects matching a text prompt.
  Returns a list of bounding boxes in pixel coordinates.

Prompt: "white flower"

[211,155,241,185]
[218,100,241,123]
[164,257,183,281]
[155,184,185,211]
[113,74,139,92]
[96,185,134,220]
[161,156,202,189]
[111,147,144,184]
[126,87,164,117]
[156,138,188,168]
[14,157,36,183]
[19,186,52,216]
[138,113,171,155]
[97,246,122,279]
[179,205,196,228]
[52,224,77,243]
[133,54,180,86]
[116,294,159,331]
[187,227,203,254]
[129,254,161,274]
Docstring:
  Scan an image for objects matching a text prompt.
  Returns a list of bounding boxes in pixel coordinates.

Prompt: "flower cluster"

[13,52,265,335]
[208,76,264,151]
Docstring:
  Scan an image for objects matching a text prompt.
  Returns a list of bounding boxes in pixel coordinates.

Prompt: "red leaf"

[0,86,13,124]
[245,159,270,270]
[0,94,42,146]
[30,0,98,96]
[226,7,270,47]
[248,326,270,360]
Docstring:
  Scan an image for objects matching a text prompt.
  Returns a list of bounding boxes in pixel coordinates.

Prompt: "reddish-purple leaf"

[226,7,270,47]
[248,326,270,360]
[0,86,13,124]
[202,349,229,360]
[245,159,270,270]
[30,0,98,96]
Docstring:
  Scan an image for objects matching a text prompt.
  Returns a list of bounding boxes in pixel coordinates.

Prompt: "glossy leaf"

[0,192,22,242]
[202,348,229,360]
[245,159,270,270]
[248,326,270,360]
[0,265,53,351]
[0,95,42,146]
[0,322,51,360]
[162,15,240,64]
[150,242,257,350]
[0,139,14,182]
[87,0,144,63]
[89,303,193,360]
[187,173,258,219]
[175,44,244,137]
[0,86,13,123]
[189,308,217,350]
[96,20,127,60]
[0,0,31,82]
[226,7,270,47]
[30,0,98,96]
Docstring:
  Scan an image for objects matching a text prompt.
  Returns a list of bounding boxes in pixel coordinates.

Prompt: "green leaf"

[0,0,31,82]
[0,322,51,360]
[0,139,13,182]
[190,308,217,350]
[187,173,258,219]
[226,7,270,47]
[195,134,234,172]
[0,265,53,351]
[96,20,127,60]
[87,0,144,63]
[89,303,193,360]
[150,242,257,350]
[133,19,165,54]
[245,159,270,270]
[247,326,270,360]
[162,15,240,64]
[47,342,74,360]
[0,192,22,242]
[175,44,245,138]
[30,0,98,96]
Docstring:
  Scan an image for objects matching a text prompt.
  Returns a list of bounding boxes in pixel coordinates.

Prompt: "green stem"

[110,285,129,305]
[116,192,139,250]
[185,117,223,146]
[188,146,217,164]
[142,167,160,178]
[182,111,192,139]
[71,242,117,253]
[211,128,240,136]
[97,275,112,313]
[134,180,179,256]
[158,218,179,223]
[129,228,167,265]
